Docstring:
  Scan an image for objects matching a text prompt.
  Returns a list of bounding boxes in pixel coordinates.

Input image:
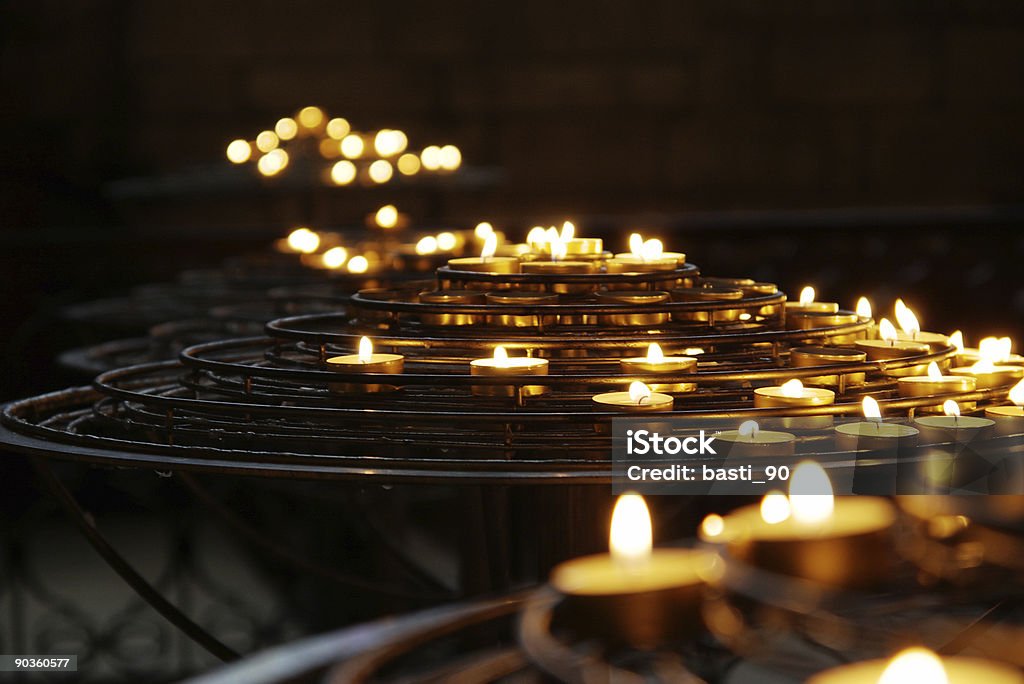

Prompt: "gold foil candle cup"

[485,291,559,328]
[592,382,673,434]
[834,397,919,453]
[806,647,1024,684]
[949,359,1024,390]
[446,233,520,275]
[595,290,671,326]
[469,345,549,398]
[669,286,745,323]
[619,343,697,393]
[326,336,404,394]
[984,378,1024,437]
[914,400,995,444]
[855,318,931,377]
[550,494,716,649]
[898,362,977,413]
[789,346,867,387]
[417,290,487,326]
[713,420,796,458]
[706,463,897,588]
[753,378,836,429]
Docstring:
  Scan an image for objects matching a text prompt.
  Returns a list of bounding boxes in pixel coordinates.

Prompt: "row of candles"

[546,485,1022,681]
[327,333,1024,445]
[225,106,461,182]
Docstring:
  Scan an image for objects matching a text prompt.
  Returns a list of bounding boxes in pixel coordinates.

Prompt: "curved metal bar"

[30,459,239,662]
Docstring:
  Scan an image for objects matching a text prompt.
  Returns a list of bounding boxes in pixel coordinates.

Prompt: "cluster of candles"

[545,482,1022,681]
[224,105,461,184]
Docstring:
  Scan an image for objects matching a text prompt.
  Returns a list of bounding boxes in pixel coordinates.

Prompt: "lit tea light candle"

[713,420,796,458]
[985,378,1024,436]
[951,333,1024,366]
[855,318,930,375]
[520,236,596,292]
[367,204,409,230]
[619,343,697,393]
[806,647,1023,684]
[835,396,919,452]
[550,494,718,648]
[950,358,1024,390]
[914,400,995,444]
[593,381,673,411]
[325,336,404,393]
[446,233,520,274]
[607,235,681,272]
[277,227,321,254]
[469,345,548,397]
[555,221,604,255]
[790,346,867,387]
[701,462,897,588]
[899,361,977,413]
[893,298,949,351]
[754,378,835,409]
[786,286,839,314]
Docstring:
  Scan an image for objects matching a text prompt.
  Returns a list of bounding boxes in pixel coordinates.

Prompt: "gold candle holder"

[807,648,1022,684]
[835,421,920,452]
[789,346,866,387]
[445,255,520,274]
[713,420,796,458]
[753,379,835,429]
[485,291,558,328]
[326,336,404,393]
[551,495,715,649]
[469,345,549,397]
[855,319,931,377]
[898,362,977,413]
[619,343,697,393]
[949,362,1024,390]
[595,290,670,326]
[418,290,486,326]
[592,382,673,433]
[670,286,744,322]
[520,259,596,293]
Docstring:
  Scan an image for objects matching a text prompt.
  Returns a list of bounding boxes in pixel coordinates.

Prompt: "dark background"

[1,3,1024,680]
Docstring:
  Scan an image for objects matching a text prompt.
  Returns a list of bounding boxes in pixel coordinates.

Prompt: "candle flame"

[788,461,834,524]
[862,395,882,420]
[970,358,995,373]
[358,336,373,363]
[979,336,1013,363]
[321,246,348,269]
[474,222,494,239]
[415,236,438,255]
[943,400,960,418]
[375,204,399,228]
[286,227,321,254]
[894,298,920,335]
[493,344,509,366]
[878,648,948,684]
[701,513,725,538]
[927,362,942,380]
[550,236,568,262]
[646,342,665,364]
[640,238,663,262]
[737,420,759,439]
[629,381,652,405]
[799,286,815,306]
[560,221,575,242]
[609,493,653,564]
[481,233,498,259]
[855,296,872,319]
[760,491,791,524]
[1009,378,1024,407]
[347,255,369,274]
[526,226,547,247]
[436,232,457,251]
[780,378,804,398]
[629,232,644,256]
[684,347,705,355]
[949,330,964,353]
[879,318,898,342]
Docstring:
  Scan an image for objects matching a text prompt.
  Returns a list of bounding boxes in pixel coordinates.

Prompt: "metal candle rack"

[4,257,1023,673]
